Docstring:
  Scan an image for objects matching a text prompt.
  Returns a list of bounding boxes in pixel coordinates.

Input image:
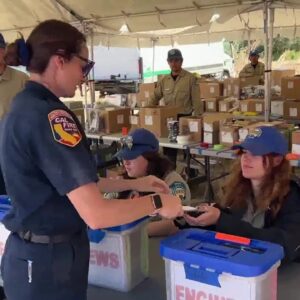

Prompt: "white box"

[88,218,149,292]
[161,229,283,300]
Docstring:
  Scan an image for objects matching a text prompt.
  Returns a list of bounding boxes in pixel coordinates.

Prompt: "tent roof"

[1,0,300,46]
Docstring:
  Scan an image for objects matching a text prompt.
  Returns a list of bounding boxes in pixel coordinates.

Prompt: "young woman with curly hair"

[183,126,300,262]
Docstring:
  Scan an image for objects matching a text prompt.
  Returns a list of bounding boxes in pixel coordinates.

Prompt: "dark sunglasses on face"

[55,50,95,77]
[74,54,95,77]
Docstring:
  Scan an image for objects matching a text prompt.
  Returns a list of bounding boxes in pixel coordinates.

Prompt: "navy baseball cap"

[232,126,288,156]
[167,48,183,60]
[249,49,259,57]
[0,33,5,49]
[116,128,159,160]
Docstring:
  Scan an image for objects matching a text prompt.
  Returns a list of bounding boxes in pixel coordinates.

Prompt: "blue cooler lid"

[160,229,284,277]
[105,216,148,232]
[88,216,149,243]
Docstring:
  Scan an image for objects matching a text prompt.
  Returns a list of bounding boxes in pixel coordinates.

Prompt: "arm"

[148,80,163,106]
[67,182,183,229]
[98,175,170,194]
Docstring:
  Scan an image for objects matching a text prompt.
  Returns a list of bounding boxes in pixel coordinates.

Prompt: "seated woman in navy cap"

[111,128,191,236]
[181,126,300,263]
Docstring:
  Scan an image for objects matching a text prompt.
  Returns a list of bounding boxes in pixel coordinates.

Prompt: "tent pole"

[89,26,95,106]
[152,38,157,83]
[266,6,274,122]
[263,1,269,122]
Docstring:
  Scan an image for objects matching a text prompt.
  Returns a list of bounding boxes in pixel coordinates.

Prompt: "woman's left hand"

[183,204,221,226]
[132,175,170,194]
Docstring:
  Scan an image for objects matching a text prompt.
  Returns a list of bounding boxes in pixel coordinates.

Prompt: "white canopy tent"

[1,0,300,120]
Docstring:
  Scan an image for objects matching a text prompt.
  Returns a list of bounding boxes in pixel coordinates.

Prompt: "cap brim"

[232,141,272,156]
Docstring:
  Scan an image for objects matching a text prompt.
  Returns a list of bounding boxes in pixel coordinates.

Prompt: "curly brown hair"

[219,153,291,218]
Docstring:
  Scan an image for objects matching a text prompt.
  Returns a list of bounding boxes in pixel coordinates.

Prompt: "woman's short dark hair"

[142,151,174,178]
[5,19,86,73]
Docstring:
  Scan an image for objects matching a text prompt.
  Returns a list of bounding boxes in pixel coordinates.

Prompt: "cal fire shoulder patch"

[170,181,186,201]
[48,109,82,147]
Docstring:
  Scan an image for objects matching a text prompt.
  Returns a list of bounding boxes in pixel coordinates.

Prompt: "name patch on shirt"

[48,110,82,147]
[170,182,186,201]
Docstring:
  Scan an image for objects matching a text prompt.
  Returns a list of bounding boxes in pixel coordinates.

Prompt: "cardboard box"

[127,93,138,108]
[271,101,284,116]
[220,125,240,146]
[88,107,131,134]
[179,116,202,142]
[203,113,232,132]
[292,131,300,154]
[137,83,156,106]
[203,131,219,145]
[203,97,225,112]
[253,99,265,114]
[271,70,295,87]
[283,100,300,119]
[129,114,140,131]
[139,106,181,138]
[199,82,223,98]
[223,78,240,98]
[219,99,236,112]
[239,76,261,88]
[240,100,256,113]
[281,77,300,100]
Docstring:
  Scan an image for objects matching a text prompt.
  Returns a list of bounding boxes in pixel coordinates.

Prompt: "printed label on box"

[241,104,247,112]
[220,103,227,112]
[141,101,146,107]
[130,116,138,125]
[210,87,215,94]
[203,123,213,132]
[189,121,199,133]
[203,132,213,144]
[221,132,233,143]
[288,81,294,89]
[271,102,283,115]
[292,144,300,154]
[207,102,214,109]
[145,116,153,125]
[239,128,249,141]
[290,108,298,117]
[255,104,263,112]
[117,115,124,124]
[144,91,150,99]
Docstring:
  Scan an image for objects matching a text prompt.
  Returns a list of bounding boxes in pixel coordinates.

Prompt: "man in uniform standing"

[149,49,202,167]
[239,49,265,82]
[149,48,201,115]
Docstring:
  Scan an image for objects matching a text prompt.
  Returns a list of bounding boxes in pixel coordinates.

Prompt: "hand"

[157,194,183,219]
[183,204,220,226]
[132,175,170,194]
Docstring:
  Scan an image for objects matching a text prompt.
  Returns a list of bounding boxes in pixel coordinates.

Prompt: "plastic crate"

[160,229,284,300]
[88,217,149,292]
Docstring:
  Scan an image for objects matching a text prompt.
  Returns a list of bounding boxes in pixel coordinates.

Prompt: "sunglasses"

[55,50,95,77]
[74,54,95,77]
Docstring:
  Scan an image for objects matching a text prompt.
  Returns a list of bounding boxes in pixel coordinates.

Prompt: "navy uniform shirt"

[0,81,98,235]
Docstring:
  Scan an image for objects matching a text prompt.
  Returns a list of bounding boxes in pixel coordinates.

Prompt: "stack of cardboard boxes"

[203,113,232,145]
[281,77,300,120]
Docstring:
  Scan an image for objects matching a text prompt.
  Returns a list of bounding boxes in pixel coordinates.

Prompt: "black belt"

[16,231,77,244]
